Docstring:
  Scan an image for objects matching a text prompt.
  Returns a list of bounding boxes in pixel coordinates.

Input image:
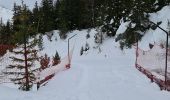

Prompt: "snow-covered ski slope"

[0,1,170,100]
[0,29,170,100]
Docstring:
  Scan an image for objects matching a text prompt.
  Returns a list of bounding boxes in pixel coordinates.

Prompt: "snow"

[116,21,130,35]
[140,6,170,50]
[137,44,169,79]
[0,2,170,100]
[1,29,170,100]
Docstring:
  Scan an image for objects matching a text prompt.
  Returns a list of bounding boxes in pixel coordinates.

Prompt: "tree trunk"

[24,34,29,91]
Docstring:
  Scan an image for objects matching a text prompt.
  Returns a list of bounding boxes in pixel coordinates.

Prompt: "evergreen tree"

[92,0,106,27]
[4,1,39,91]
[32,1,40,33]
[53,50,60,66]
[0,18,3,44]
[156,0,167,11]
[58,0,79,30]
[100,0,126,36]
[13,2,22,33]
[0,17,3,27]
[13,3,36,44]
[85,42,90,51]
[53,0,61,29]
[8,0,170,50]
[38,34,44,51]
[80,46,84,56]
[0,20,13,44]
[79,0,93,29]
[57,0,93,32]
[39,0,55,32]
[86,33,90,39]
[58,0,69,39]
[115,0,158,49]
[3,20,13,44]
[4,38,39,91]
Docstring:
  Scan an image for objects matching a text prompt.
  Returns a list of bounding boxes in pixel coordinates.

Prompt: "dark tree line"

[0,0,170,47]
[94,0,170,49]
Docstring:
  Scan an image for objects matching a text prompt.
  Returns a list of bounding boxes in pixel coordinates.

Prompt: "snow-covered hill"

[139,6,170,50]
[0,28,170,100]
[0,2,170,100]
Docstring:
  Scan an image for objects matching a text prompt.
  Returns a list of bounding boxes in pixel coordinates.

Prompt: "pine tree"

[100,0,125,37]
[156,0,167,11]
[0,17,3,28]
[115,0,158,49]
[3,20,13,44]
[32,1,40,33]
[4,38,39,91]
[53,50,60,66]
[0,18,3,44]
[57,0,92,32]
[4,1,39,91]
[92,0,105,27]
[85,42,90,51]
[38,34,44,51]
[80,46,84,56]
[40,0,55,32]
[13,2,36,43]
[12,2,22,33]
[53,0,61,29]
[86,33,90,39]
[58,0,69,39]
[0,20,13,44]
[78,0,93,29]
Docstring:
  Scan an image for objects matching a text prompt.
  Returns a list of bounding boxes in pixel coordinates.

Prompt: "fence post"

[67,34,77,69]
[148,21,169,90]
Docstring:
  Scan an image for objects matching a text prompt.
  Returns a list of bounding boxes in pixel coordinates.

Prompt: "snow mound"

[140,6,170,50]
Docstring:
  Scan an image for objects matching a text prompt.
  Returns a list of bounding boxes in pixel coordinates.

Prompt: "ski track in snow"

[1,32,170,100]
[35,47,170,100]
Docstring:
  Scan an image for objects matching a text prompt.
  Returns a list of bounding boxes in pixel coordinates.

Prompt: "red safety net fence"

[136,43,170,91]
[0,44,75,90]
[36,47,75,88]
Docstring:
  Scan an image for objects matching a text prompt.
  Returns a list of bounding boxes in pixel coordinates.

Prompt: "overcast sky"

[0,0,42,10]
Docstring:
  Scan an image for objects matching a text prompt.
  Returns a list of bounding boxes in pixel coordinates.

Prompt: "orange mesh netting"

[136,43,170,90]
